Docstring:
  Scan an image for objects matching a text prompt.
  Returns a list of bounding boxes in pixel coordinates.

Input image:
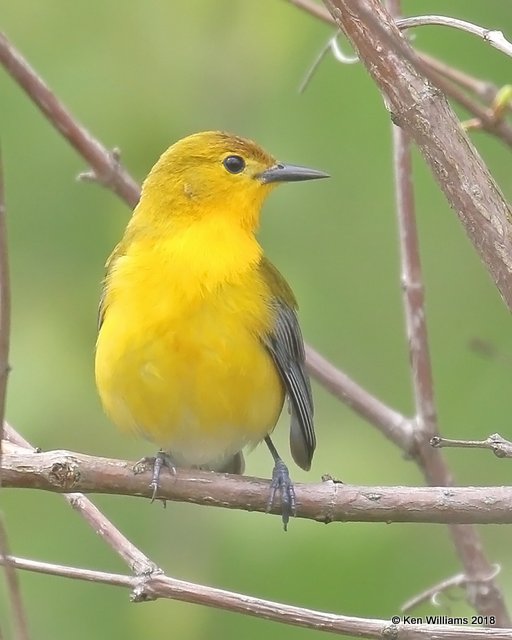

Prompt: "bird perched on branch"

[95,131,328,528]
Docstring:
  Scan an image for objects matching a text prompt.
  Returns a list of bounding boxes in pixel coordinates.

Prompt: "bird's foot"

[266,458,297,531]
[133,449,175,502]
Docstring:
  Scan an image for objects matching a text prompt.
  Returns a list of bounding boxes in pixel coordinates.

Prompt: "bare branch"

[392,123,437,440]
[3,424,158,576]
[5,446,512,524]
[1,554,511,640]
[0,518,29,640]
[395,16,512,58]
[431,434,512,459]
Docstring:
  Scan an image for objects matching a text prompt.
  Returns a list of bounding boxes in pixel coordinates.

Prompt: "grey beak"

[258,162,330,184]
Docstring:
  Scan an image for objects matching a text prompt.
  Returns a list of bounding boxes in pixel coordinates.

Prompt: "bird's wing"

[260,257,315,470]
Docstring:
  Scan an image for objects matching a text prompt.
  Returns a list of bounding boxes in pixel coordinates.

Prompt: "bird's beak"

[257,162,330,184]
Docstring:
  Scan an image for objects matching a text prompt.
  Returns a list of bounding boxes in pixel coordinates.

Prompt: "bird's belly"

[95,302,284,467]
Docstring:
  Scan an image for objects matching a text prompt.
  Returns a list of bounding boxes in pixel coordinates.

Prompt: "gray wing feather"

[264,301,315,470]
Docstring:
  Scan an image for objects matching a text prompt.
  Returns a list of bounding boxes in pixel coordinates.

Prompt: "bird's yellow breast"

[95,217,285,468]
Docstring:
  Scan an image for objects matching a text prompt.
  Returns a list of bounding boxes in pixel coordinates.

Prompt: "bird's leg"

[133,449,176,502]
[264,436,296,530]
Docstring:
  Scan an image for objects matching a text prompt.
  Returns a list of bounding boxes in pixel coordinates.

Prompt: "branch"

[5,446,512,524]
[431,434,512,459]
[1,555,511,640]
[392,120,437,441]
[395,16,512,58]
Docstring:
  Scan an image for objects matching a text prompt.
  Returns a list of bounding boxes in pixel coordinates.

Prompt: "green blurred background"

[1,1,512,637]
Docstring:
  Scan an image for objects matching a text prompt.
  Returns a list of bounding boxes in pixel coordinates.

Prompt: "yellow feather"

[95,131,324,473]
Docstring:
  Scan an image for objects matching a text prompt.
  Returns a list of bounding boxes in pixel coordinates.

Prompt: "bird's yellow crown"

[135,131,279,234]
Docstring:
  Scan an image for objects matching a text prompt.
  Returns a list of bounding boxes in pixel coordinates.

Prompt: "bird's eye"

[223,155,246,174]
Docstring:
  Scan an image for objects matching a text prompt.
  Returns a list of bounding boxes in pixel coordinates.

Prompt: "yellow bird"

[95,131,328,527]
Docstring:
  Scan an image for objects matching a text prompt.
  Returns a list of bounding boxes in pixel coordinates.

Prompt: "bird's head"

[138,131,328,232]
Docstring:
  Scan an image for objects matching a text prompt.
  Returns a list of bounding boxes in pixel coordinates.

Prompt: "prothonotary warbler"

[95,131,328,528]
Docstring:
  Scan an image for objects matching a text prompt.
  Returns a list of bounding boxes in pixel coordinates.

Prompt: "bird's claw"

[133,450,175,502]
[266,459,296,531]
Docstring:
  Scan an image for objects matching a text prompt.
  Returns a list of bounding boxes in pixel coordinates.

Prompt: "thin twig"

[3,424,158,576]
[431,434,512,459]
[395,16,512,58]
[0,519,29,640]
[1,554,511,640]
